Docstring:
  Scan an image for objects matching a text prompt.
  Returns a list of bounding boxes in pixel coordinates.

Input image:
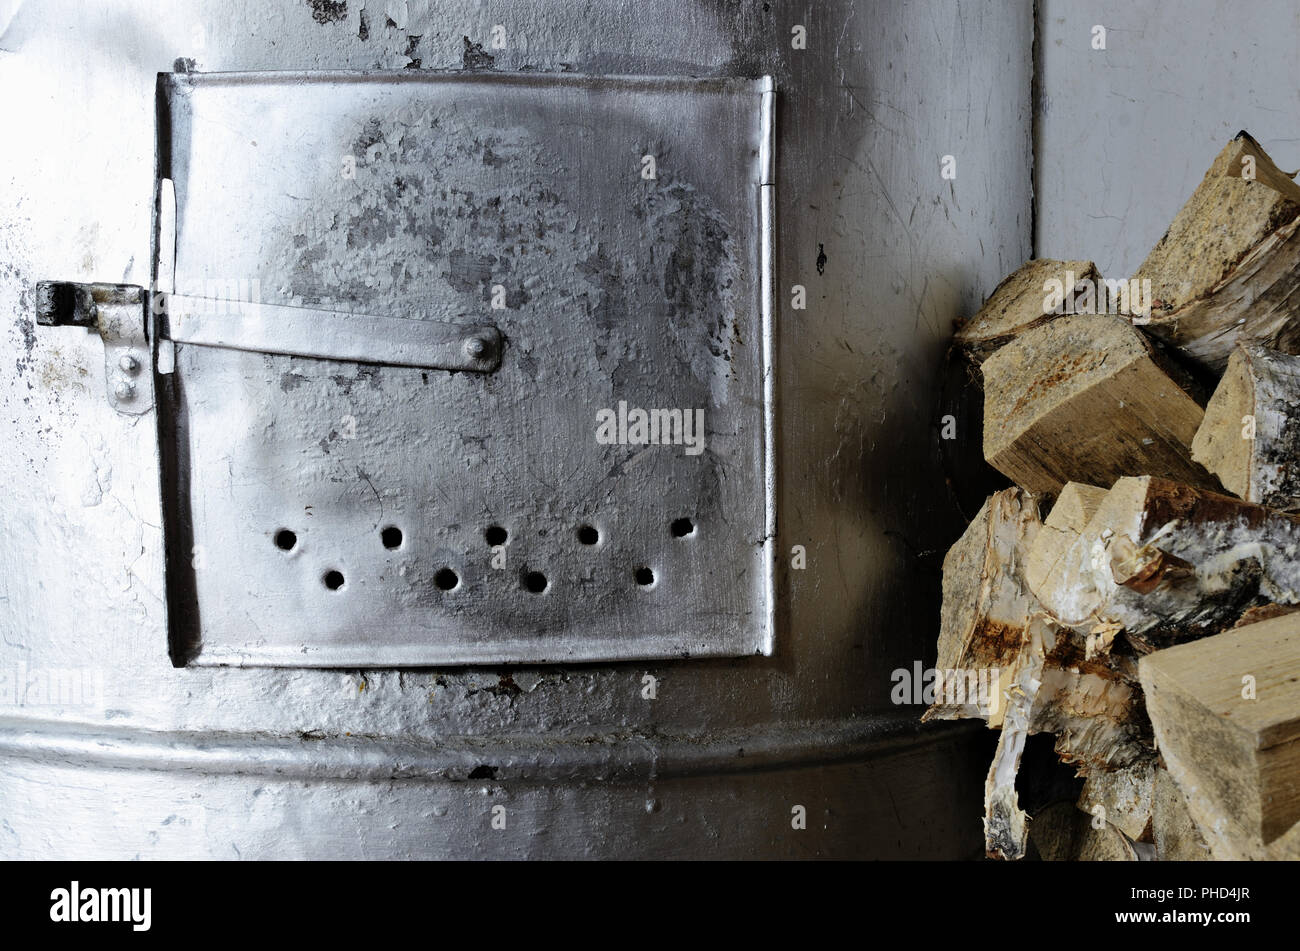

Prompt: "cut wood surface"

[1133,133,1300,371]
[1025,482,1106,597]
[982,314,1214,495]
[1151,767,1211,861]
[955,259,1100,362]
[1046,482,1109,533]
[1140,612,1300,844]
[1192,345,1300,510]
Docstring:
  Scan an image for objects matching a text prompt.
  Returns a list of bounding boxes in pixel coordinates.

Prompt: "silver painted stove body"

[0,0,1031,859]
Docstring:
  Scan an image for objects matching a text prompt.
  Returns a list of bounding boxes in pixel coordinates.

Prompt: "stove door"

[155,70,776,667]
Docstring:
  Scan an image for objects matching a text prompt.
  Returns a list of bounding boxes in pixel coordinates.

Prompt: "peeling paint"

[461,35,494,70]
[306,0,348,26]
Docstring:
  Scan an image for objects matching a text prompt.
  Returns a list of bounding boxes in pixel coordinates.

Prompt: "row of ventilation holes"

[272,518,697,593]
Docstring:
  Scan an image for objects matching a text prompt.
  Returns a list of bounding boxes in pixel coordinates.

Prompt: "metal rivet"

[114,381,135,401]
[463,336,490,359]
[119,354,140,374]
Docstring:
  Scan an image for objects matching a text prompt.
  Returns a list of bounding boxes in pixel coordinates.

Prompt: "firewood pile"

[931,131,1300,861]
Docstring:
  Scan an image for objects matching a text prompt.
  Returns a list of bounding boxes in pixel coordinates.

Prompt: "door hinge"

[35,281,154,416]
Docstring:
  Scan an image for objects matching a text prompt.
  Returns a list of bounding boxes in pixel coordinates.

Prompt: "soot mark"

[816,243,827,275]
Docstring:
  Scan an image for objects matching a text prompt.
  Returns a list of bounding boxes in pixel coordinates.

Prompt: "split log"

[924,488,1042,723]
[924,486,1145,766]
[982,314,1215,495]
[1192,346,1300,511]
[1132,132,1300,371]
[1029,476,1300,652]
[1029,801,1137,861]
[1140,611,1300,844]
[1025,482,1107,596]
[1151,767,1211,861]
[1045,481,1108,533]
[984,616,1048,860]
[1032,624,1151,771]
[978,591,1150,857]
[1163,783,1300,861]
[955,259,1100,362]
[976,592,1147,860]
[1232,603,1300,629]
[1078,759,1156,842]
[928,487,1155,859]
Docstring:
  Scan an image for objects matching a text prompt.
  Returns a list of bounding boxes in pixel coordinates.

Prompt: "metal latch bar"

[162,295,503,373]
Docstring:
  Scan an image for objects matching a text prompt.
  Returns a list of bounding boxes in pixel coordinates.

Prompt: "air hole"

[485,525,508,546]
[670,517,695,537]
[577,524,599,545]
[634,566,655,586]
[523,570,548,593]
[323,570,345,591]
[381,526,403,549]
[274,529,297,551]
[434,567,459,591]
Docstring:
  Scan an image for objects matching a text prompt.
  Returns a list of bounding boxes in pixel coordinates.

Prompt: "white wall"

[1035,0,1300,279]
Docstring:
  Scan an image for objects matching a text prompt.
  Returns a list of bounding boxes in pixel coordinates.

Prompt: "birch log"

[1078,759,1156,842]
[1192,345,1300,511]
[1029,476,1300,652]
[1140,612,1300,845]
[1151,767,1211,861]
[954,259,1100,362]
[1132,132,1300,371]
[982,315,1215,495]
[924,488,1042,722]
[982,315,1216,493]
